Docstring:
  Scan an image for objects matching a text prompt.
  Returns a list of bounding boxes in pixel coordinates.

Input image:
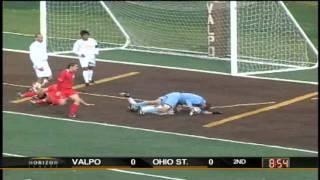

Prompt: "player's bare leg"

[68,94,94,118]
[40,76,51,87]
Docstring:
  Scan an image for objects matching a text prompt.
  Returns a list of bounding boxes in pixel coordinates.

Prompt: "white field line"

[3,82,146,101]
[210,101,277,109]
[2,153,185,180]
[4,82,276,108]
[109,169,186,180]
[3,111,318,154]
[3,82,30,88]
[3,32,34,37]
[3,153,25,157]
[3,48,318,85]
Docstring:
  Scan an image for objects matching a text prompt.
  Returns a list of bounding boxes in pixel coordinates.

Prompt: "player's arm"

[57,71,66,84]
[72,40,84,57]
[185,100,195,110]
[94,39,99,55]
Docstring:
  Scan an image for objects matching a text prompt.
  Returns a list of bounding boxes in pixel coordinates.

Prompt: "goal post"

[210,1,318,75]
[41,1,318,75]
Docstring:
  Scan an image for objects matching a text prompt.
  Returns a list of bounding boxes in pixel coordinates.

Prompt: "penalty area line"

[4,82,278,108]
[210,101,276,109]
[4,82,277,107]
[3,111,318,154]
[3,82,146,102]
[204,92,318,128]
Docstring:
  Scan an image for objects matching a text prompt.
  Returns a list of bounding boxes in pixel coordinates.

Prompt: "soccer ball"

[31,82,42,92]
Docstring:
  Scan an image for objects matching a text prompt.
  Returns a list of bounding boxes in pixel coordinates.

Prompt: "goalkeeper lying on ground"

[120,92,222,116]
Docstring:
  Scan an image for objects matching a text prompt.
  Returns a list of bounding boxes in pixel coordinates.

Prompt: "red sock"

[22,91,37,98]
[69,103,79,115]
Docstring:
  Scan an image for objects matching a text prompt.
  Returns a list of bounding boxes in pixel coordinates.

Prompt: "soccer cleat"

[212,111,223,115]
[85,83,90,87]
[17,92,23,98]
[128,105,138,112]
[119,92,131,98]
[127,97,137,105]
[167,109,175,115]
[30,100,37,104]
[137,107,144,116]
[68,113,77,118]
[30,99,47,105]
[90,80,95,84]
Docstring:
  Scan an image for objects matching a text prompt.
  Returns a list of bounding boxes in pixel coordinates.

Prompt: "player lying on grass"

[28,84,94,107]
[18,63,94,118]
[120,92,222,116]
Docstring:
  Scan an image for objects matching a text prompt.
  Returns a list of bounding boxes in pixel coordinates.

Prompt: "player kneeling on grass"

[120,92,221,116]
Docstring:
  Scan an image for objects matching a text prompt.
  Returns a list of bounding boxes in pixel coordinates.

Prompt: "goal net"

[42,1,129,54]
[42,1,318,75]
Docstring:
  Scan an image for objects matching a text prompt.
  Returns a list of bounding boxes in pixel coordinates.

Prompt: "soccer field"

[2,1,318,180]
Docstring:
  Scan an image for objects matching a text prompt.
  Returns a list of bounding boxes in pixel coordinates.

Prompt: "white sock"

[41,78,48,87]
[128,97,136,105]
[88,70,93,81]
[83,71,89,83]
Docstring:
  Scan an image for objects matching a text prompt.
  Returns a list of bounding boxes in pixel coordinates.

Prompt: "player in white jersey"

[29,33,52,87]
[72,30,99,86]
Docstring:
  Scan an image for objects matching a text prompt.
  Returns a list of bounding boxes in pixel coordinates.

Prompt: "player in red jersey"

[56,63,94,118]
[26,63,94,117]
[30,83,67,106]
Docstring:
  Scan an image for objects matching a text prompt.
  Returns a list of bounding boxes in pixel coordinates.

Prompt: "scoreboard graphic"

[1,157,318,169]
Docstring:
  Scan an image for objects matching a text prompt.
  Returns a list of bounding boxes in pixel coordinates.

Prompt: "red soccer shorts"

[61,88,78,98]
[46,84,67,105]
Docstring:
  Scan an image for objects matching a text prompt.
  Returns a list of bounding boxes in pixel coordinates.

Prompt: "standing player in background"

[29,33,52,87]
[72,30,99,86]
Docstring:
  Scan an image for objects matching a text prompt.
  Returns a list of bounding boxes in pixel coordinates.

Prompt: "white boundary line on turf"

[3,111,318,154]
[210,101,276,109]
[3,153,25,157]
[2,153,185,180]
[3,48,318,85]
[109,169,186,180]
[4,81,277,107]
